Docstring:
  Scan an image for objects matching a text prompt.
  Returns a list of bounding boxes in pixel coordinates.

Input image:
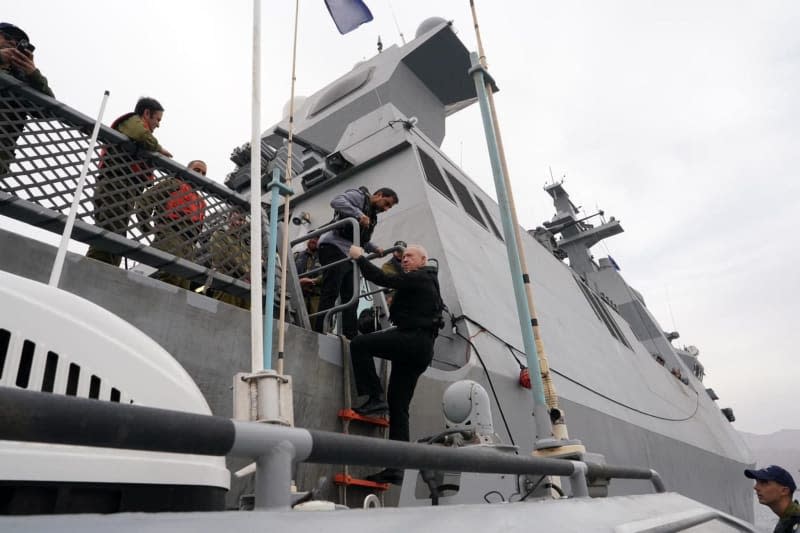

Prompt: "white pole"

[250,0,264,373]
[48,90,110,288]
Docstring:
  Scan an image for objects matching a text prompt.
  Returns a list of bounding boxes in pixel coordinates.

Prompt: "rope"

[454,315,700,423]
[276,0,301,376]
[468,0,561,417]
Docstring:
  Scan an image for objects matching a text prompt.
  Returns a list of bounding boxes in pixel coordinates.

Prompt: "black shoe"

[353,397,388,415]
[365,468,403,485]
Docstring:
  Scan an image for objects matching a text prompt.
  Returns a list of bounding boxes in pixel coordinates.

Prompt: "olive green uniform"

[0,65,54,175]
[86,114,164,266]
[209,225,250,310]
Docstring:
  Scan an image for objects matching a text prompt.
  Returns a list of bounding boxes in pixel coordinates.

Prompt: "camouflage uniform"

[86,114,163,266]
[136,177,206,289]
[775,500,800,533]
[209,223,250,310]
[294,247,322,316]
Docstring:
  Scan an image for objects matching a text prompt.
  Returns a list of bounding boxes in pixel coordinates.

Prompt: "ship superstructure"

[0,16,753,524]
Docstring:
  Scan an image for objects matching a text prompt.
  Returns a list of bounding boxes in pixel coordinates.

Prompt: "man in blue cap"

[0,22,53,175]
[745,465,799,532]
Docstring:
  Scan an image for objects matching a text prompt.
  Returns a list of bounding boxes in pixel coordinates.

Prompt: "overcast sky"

[3,1,798,435]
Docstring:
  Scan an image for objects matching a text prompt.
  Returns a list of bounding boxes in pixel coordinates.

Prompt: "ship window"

[418,149,455,202]
[574,277,631,349]
[474,195,504,240]
[445,171,487,229]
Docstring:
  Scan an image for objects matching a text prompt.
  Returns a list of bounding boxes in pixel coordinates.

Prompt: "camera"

[16,39,35,54]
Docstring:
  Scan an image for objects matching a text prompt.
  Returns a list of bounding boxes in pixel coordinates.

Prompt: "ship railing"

[0,386,667,511]
[292,221,399,333]
[0,72,253,301]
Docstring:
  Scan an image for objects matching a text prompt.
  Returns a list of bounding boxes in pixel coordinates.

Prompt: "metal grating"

[0,73,260,299]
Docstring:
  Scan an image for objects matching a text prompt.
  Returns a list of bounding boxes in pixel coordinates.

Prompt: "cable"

[483,490,505,503]
[455,327,517,449]
[453,314,701,423]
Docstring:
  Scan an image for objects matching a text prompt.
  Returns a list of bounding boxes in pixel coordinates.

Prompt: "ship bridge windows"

[574,276,632,349]
[444,171,488,229]
[474,195,504,241]
[416,147,504,241]
[418,148,456,203]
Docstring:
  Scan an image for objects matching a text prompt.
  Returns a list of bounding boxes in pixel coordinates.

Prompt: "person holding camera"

[347,243,443,484]
[0,22,53,175]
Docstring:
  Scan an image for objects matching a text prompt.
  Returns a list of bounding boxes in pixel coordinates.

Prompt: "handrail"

[292,222,403,334]
[291,217,360,333]
[0,72,255,299]
[0,387,667,511]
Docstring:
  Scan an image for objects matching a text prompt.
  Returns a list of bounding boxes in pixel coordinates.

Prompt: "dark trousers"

[350,328,435,442]
[314,244,357,338]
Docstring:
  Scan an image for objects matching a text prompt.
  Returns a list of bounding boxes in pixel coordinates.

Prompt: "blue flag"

[324,0,373,34]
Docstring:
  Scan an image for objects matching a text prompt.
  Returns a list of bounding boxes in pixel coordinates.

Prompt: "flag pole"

[250,0,265,373]
[49,90,110,288]
[275,0,301,376]
[468,0,576,445]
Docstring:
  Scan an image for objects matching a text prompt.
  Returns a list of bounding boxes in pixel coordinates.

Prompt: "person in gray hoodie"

[313,186,398,338]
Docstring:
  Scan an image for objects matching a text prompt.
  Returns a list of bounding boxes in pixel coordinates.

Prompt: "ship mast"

[468,1,582,453]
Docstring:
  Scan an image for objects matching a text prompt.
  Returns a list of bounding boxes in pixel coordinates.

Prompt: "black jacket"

[356,257,440,330]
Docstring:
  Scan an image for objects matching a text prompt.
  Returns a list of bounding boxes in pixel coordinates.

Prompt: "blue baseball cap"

[745,465,796,493]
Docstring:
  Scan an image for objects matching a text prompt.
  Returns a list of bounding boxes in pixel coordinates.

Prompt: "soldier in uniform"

[209,208,250,310]
[136,160,207,289]
[86,97,173,266]
[745,465,800,533]
[0,23,53,175]
[294,235,322,316]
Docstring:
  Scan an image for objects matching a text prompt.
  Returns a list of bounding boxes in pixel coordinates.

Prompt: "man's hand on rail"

[349,245,365,259]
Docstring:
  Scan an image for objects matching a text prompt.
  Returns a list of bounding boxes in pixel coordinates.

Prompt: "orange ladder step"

[338,408,389,427]
[333,473,390,491]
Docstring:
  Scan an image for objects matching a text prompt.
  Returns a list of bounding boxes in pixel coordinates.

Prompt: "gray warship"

[0,15,755,531]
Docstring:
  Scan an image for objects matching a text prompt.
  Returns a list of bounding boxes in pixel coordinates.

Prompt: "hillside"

[739,429,800,480]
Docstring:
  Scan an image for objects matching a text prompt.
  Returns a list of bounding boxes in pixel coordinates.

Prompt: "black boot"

[365,468,403,485]
[353,396,388,415]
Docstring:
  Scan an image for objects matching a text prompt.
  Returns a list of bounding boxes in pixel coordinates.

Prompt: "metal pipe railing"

[0,387,667,511]
[291,217,360,333]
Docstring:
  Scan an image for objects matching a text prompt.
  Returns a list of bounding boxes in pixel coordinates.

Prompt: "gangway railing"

[0,386,668,510]
[0,73,254,300]
[292,222,402,333]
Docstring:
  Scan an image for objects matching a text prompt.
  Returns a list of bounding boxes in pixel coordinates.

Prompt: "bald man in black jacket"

[347,243,441,484]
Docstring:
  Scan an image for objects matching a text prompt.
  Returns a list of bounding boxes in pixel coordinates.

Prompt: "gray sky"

[3,1,798,434]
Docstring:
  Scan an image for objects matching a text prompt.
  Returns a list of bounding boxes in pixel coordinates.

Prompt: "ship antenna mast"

[469,0,583,456]
[387,0,406,44]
